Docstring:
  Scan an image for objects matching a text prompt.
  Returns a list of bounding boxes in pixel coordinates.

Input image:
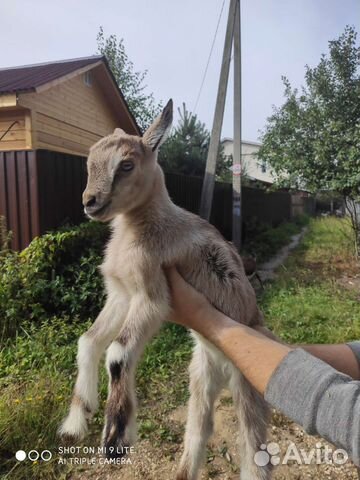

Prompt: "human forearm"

[196,308,292,395]
[254,326,360,380]
[166,266,291,394]
[200,310,360,465]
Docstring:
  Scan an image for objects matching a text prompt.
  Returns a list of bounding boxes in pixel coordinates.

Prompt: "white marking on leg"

[58,402,88,440]
[74,334,101,414]
[60,291,131,440]
[106,341,126,373]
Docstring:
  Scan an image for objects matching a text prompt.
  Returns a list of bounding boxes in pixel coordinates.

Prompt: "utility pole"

[199,0,237,221]
[232,0,242,250]
[199,0,243,251]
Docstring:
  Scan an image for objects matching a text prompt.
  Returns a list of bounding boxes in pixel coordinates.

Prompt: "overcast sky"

[1,0,359,141]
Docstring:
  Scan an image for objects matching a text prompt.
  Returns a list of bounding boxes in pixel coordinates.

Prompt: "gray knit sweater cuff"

[265,348,360,466]
[347,341,360,366]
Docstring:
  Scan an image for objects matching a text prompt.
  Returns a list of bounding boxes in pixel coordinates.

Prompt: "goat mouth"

[85,200,112,220]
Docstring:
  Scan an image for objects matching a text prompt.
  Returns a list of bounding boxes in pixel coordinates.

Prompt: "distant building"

[221,138,275,185]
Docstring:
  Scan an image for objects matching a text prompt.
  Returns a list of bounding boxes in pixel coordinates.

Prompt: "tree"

[96,27,162,131]
[259,26,360,254]
[159,103,231,180]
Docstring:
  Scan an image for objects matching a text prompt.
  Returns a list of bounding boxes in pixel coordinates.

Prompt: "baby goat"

[59,100,271,480]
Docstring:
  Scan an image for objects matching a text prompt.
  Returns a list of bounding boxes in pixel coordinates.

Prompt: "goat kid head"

[83,99,173,221]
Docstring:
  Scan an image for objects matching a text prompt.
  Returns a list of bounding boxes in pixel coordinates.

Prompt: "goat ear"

[142,99,173,151]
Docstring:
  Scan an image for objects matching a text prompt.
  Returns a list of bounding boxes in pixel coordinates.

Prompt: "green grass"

[259,217,360,344]
[0,318,87,479]
[243,214,309,263]
[261,282,360,344]
[0,320,192,480]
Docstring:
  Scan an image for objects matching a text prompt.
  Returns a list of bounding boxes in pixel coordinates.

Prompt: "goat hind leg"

[176,343,223,480]
[59,293,129,441]
[230,371,271,480]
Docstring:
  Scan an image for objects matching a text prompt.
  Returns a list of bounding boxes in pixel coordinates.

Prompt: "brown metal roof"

[0,55,141,134]
[0,56,103,94]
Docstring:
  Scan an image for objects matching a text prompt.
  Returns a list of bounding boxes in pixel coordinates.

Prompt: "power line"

[192,0,226,116]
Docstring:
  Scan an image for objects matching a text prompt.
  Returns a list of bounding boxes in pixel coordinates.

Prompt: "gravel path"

[71,392,359,479]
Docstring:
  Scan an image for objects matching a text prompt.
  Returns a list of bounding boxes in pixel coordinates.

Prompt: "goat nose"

[85,195,97,208]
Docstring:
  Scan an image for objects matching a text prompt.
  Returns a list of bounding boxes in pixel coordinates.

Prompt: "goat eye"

[120,160,134,172]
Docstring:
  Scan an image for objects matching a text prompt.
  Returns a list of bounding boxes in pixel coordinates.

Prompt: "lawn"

[0,320,192,480]
[0,216,359,480]
[260,217,360,344]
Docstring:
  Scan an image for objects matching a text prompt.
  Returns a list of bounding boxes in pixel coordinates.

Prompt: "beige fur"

[60,100,271,480]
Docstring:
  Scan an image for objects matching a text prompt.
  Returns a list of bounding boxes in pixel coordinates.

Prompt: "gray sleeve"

[264,348,360,466]
[347,341,360,366]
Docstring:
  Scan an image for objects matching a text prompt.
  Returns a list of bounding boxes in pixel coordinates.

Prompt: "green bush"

[0,222,109,338]
[293,213,310,227]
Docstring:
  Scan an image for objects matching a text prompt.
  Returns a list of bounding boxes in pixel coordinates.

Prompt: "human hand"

[164,266,214,329]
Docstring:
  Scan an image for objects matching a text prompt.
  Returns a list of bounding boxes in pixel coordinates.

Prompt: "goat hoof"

[176,474,190,480]
[102,411,135,459]
[58,431,79,445]
[102,425,132,459]
[58,411,88,442]
[103,439,130,459]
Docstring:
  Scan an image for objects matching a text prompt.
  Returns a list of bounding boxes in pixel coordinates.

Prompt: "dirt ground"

[338,274,360,301]
[71,391,359,480]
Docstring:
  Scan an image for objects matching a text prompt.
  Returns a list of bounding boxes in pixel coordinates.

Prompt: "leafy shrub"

[0,222,109,338]
[0,215,12,257]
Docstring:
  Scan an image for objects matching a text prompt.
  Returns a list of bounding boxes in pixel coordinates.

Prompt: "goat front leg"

[59,291,130,441]
[102,292,170,458]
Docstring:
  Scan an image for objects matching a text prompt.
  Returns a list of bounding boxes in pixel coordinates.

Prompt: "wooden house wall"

[17,71,122,156]
[0,110,29,151]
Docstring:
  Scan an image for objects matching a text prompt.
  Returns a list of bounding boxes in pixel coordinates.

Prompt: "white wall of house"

[222,138,275,184]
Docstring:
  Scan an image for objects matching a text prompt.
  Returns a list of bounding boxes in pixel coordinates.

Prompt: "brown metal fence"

[0,150,315,250]
[0,150,39,250]
[0,150,88,250]
[36,150,87,233]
